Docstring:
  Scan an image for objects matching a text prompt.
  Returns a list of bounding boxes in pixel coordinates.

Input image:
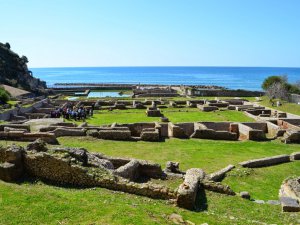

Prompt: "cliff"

[0,42,46,94]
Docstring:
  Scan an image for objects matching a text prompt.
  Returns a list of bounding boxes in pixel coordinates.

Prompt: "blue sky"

[1,0,300,67]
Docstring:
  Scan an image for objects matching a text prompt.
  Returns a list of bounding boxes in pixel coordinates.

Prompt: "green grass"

[79,108,253,126]
[52,137,299,173]
[253,96,300,116]
[0,138,300,224]
[163,109,254,123]
[224,162,300,200]
[1,180,298,225]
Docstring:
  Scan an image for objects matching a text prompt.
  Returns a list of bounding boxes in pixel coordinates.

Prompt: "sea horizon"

[31,66,300,91]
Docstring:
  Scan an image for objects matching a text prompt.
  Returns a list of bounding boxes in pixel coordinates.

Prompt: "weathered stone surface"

[208,164,235,182]
[177,168,205,210]
[98,130,132,141]
[240,191,250,200]
[239,155,290,168]
[165,161,184,174]
[168,213,184,224]
[290,152,300,161]
[3,127,28,133]
[138,160,164,179]
[53,128,86,137]
[87,153,114,169]
[267,200,280,205]
[86,129,99,138]
[26,138,48,152]
[197,104,218,112]
[280,197,300,212]
[282,130,300,144]
[146,108,162,117]
[191,129,237,141]
[0,124,30,132]
[253,200,265,204]
[279,177,300,202]
[202,179,235,195]
[0,145,24,181]
[114,160,140,181]
[140,129,160,142]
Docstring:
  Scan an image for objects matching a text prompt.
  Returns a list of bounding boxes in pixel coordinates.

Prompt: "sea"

[30,67,300,91]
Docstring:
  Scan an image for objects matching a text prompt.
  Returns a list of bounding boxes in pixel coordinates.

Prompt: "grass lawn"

[0,138,299,224]
[79,108,254,126]
[254,96,300,116]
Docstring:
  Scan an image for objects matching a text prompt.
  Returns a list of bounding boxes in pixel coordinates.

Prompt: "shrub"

[0,87,10,103]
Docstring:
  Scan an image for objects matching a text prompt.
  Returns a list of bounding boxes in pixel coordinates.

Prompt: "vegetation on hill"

[0,42,46,94]
[0,86,10,103]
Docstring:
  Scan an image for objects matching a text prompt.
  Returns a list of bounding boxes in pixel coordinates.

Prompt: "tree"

[262,75,285,90]
[265,82,288,100]
[0,87,10,103]
[4,42,10,49]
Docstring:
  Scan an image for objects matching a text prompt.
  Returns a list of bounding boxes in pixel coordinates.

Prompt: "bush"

[262,76,285,90]
[0,87,10,103]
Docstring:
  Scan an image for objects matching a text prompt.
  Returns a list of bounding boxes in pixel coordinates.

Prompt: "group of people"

[50,105,94,121]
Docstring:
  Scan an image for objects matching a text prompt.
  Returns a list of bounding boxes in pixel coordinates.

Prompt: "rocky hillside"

[0,42,46,94]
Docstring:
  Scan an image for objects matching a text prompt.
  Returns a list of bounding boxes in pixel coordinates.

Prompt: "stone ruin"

[0,139,235,211]
[279,177,300,212]
[146,101,163,117]
[1,117,300,143]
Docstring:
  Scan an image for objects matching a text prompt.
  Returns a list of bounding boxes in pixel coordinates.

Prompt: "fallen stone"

[280,197,300,212]
[290,152,300,161]
[253,200,265,204]
[240,191,250,200]
[267,200,280,205]
[208,164,235,182]
[168,213,184,225]
[177,168,205,210]
[239,155,290,168]
[26,138,48,152]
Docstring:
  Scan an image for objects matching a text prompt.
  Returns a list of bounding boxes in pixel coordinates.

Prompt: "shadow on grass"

[195,187,208,212]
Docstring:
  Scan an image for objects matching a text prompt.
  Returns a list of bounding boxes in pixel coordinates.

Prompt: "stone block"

[177,168,205,210]
[239,155,290,168]
[280,197,300,212]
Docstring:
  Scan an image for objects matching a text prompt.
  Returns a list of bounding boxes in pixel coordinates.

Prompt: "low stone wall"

[0,98,49,121]
[266,121,285,137]
[140,128,160,142]
[174,123,195,137]
[246,109,272,116]
[53,128,86,137]
[207,102,229,107]
[0,124,30,132]
[98,130,132,140]
[282,131,300,144]
[191,129,238,141]
[239,155,290,168]
[196,122,231,131]
[278,119,300,131]
[168,123,187,138]
[177,168,205,210]
[0,132,58,144]
[197,104,218,112]
[238,123,266,140]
